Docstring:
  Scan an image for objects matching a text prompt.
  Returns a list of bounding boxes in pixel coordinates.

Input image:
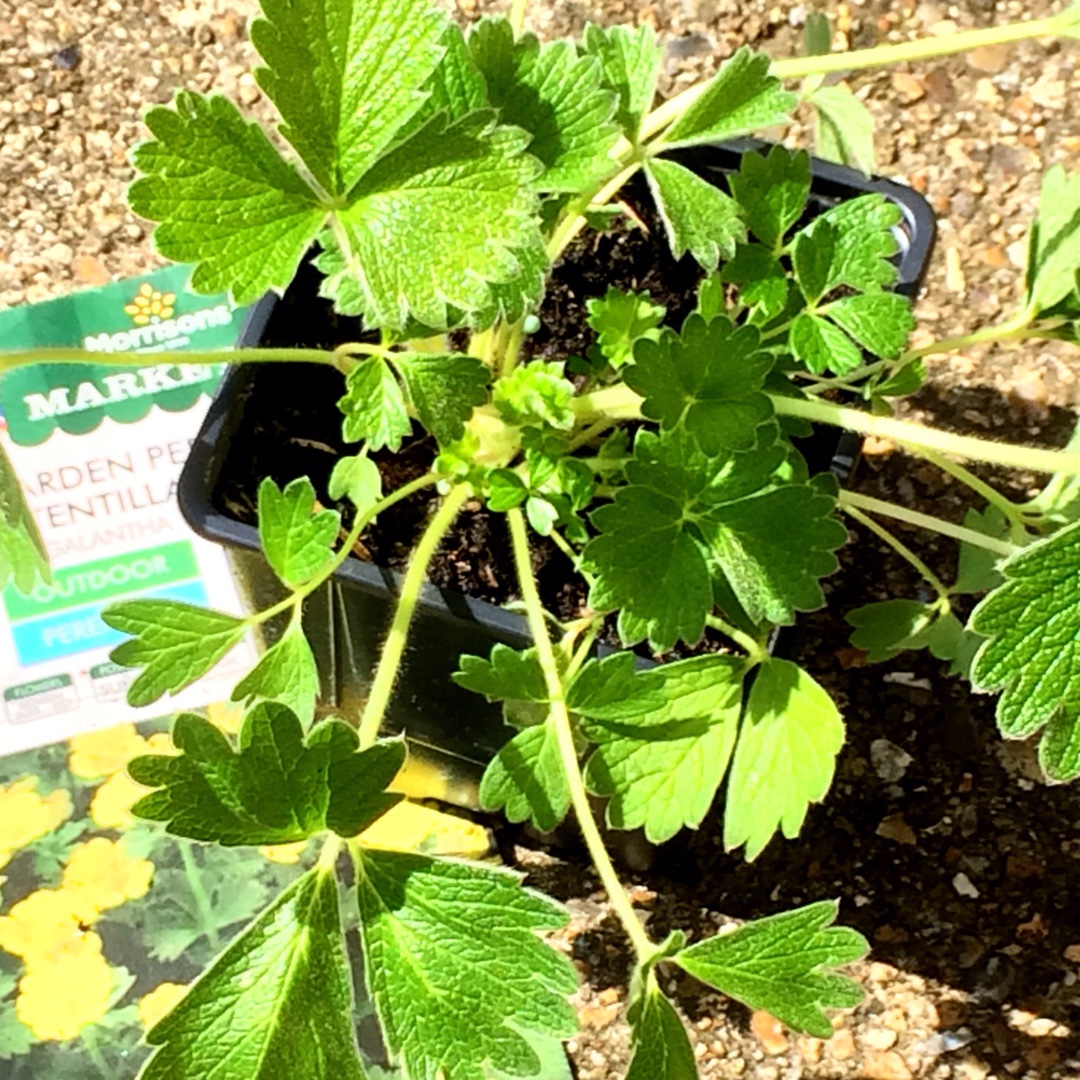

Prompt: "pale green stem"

[568,418,616,452]
[915,446,1028,527]
[355,484,470,750]
[0,346,344,373]
[509,0,527,36]
[80,1025,111,1079]
[840,503,951,600]
[838,490,1016,557]
[640,11,1074,141]
[507,507,653,960]
[703,614,769,665]
[565,622,602,681]
[547,526,588,577]
[499,318,527,378]
[772,395,1080,476]
[546,161,643,263]
[901,316,1039,362]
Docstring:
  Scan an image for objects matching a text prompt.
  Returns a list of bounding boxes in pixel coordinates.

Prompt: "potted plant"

[4,1,1080,1076]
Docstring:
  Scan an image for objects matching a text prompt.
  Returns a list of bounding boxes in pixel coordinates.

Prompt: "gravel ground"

[3,1,1080,1078]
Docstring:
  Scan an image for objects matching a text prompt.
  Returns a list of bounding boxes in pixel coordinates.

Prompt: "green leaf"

[487,469,530,511]
[662,48,795,148]
[790,312,863,376]
[826,293,914,359]
[954,506,1009,594]
[645,156,745,270]
[804,12,832,56]
[582,23,661,140]
[797,195,901,295]
[338,357,411,450]
[103,600,248,707]
[258,476,341,588]
[566,651,665,720]
[493,360,575,430]
[872,358,926,400]
[0,441,49,595]
[971,520,1080,780]
[582,655,744,842]
[480,722,569,832]
[127,706,405,843]
[721,243,789,320]
[526,495,559,535]
[469,19,618,192]
[0,981,34,1059]
[1026,165,1080,315]
[453,643,548,703]
[729,146,810,250]
[811,85,876,174]
[232,619,320,727]
[675,900,867,1038]
[129,91,325,303]
[251,0,444,196]
[791,219,836,306]
[586,286,666,369]
[724,659,845,859]
[625,987,698,1080]
[317,111,544,331]
[393,352,489,446]
[845,599,940,662]
[328,453,384,516]
[625,313,774,456]
[354,850,578,1080]
[140,868,366,1079]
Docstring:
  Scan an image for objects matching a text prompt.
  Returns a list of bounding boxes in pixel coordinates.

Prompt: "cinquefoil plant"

[5,1,1080,1075]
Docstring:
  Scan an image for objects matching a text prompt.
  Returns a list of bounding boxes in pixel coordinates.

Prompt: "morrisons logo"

[83,302,233,353]
[23,364,220,421]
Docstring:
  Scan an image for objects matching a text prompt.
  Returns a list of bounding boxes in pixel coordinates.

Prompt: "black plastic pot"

[178,141,935,806]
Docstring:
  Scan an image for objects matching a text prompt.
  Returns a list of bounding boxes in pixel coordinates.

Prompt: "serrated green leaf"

[720,243,789,319]
[954,506,1009,594]
[453,643,548,703]
[140,868,365,1079]
[790,312,863,376]
[232,619,320,726]
[724,659,845,859]
[873,358,926,400]
[354,850,578,1080]
[845,599,939,662]
[328,453,383,516]
[566,651,664,720]
[582,23,661,140]
[1026,165,1080,316]
[625,313,773,455]
[971,520,1080,780]
[258,476,341,588]
[469,19,618,192]
[798,195,901,295]
[583,655,744,842]
[812,84,876,174]
[130,91,326,303]
[791,219,835,305]
[826,293,913,358]
[493,360,575,430]
[586,286,666,369]
[675,900,866,1038]
[338,357,411,450]
[251,0,444,196]
[317,111,543,331]
[695,271,725,320]
[645,156,745,270]
[625,987,698,1080]
[0,441,49,595]
[662,48,795,148]
[128,706,404,843]
[394,352,489,446]
[103,600,248,707]
[487,469,530,511]
[480,722,569,831]
[526,495,559,535]
[729,146,810,250]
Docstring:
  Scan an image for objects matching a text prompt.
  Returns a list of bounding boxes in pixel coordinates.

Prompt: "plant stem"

[546,160,643,263]
[509,0,527,36]
[0,346,344,373]
[178,841,221,950]
[916,446,1027,526]
[507,507,653,961]
[704,614,769,665]
[569,418,617,452]
[840,503,951,599]
[499,318,527,378]
[771,395,1080,476]
[838,490,1016,557]
[900,316,1039,362]
[80,1025,112,1079]
[355,484,470,750]
[639,11,1073,141]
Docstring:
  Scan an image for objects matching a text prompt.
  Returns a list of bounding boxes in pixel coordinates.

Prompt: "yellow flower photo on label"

[0,778,72,869]
[61,837,154,914]
[0,888,99,965]
[15,934,114,1041]
[138,981,188,1032]
[68,723,150,780]
[88,770,148,831]
[258,840,309,865]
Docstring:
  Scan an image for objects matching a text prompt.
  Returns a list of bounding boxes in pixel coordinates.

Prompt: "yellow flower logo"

[138,981,188,1032]
[68,723,150,780]
[61,837,154,914]
[123,282,176,326]
[15,934,115,1041]
[0,778,72,870]
[0,888,98,965]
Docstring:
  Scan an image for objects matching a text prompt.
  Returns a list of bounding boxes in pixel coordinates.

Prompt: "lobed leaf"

[723,659,844,859]
[625,987,698,1080]
[586,286,666,369]
[790,312,863,376]
[258,476,341,589]
[479,722,570,832]
[394,352,490,446]
[582,23,662,140]
[675,900,867,1038]
[797,194,901,295]
[493,360,576,430]
[720,244,788,320]
[231,619,321,728]
[140,868,365,1079]
[453,643,548,704]
[128,705,405,844]
[566,651,665,720]
[729,146,810,250]
[338,357,411,450]
[1025,165,1080,316]
[811,84,876,175]
[354,850,578,1080]
[129,91,326,303]
[104,600,248,707]
[328,453,383,516]
[826,293,914,359]
[0,442,49,595]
